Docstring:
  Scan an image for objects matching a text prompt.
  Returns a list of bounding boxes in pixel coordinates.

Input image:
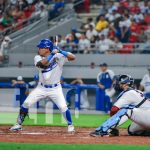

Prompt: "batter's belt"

[40,83,60,88]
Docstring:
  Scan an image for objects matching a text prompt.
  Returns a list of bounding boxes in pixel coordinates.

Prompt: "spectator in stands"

[18,0,29,11]
[130,1,140,14]
[26,0,34,5]
[48,0,65,20]
[138,27,148,43]
[32,4,47,18]
[0,36,12,63]
[107,1,118,15]
[97,63,115,112]
[98,4,107,16]
[81,17,95,31]
[65,28,80,44]
[95,15,108,32]
[139,67,150,98]
[65,28,81,52]
[118,14,131,43]
[139,0,149,14]
[10,0,17,5]
[34,0,45,12]
[0,0,8,15]
[110,37,123,54]
[0,12,13,28]
[133,10,144,23]
[86,24,98,42]
[78,34,91,54]
[96,34,114,54]
[105,9,121,23]
[10,5,26,22]
[40,5,48,18]
[117,1,129,14]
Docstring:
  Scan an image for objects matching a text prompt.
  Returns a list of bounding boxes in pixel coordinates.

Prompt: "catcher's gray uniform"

[115,89,150,135]
[91,74,150,136]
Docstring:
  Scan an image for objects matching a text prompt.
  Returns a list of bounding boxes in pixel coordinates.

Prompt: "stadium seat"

[117,44,134,54]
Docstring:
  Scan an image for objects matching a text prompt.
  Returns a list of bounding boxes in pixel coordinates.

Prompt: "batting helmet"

[118,74,134,87]
[37,39,53,51]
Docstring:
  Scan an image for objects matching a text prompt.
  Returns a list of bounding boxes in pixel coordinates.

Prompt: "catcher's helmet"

[118,74,134,87]
[37,39,53,51]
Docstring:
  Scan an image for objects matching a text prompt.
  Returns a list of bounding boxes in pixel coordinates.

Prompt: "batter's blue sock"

[63,109,72,125]
[20,106,28,113]
[17,106,28,125]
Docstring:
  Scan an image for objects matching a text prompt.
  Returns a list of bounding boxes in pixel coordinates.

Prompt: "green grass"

[0,112,131,128]
[0,143,149,150]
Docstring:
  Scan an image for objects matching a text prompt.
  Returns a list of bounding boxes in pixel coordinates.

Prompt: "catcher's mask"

[118,74,134,87]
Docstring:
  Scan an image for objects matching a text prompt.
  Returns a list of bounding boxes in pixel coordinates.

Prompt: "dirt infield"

[0,126,150,145]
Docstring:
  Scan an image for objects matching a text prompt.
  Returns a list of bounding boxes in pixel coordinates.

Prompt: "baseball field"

[0,113,150,150]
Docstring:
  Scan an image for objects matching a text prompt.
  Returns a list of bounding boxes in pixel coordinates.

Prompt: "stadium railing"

[8,43,150,54]
[0,82,107,112]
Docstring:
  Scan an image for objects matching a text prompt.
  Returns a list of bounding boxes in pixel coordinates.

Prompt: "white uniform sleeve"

[114,90,138,108]
[34,55,42,66]
[55,53,68,67]
[114,92,132,108]
[140,75,146,86]
[108,69,115,80]
[97,72,102,83]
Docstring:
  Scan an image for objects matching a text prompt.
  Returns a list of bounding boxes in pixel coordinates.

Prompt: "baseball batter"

[10,39,75,132]
[90,74,150,137]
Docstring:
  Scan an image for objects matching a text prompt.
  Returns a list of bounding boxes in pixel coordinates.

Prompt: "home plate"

[21,132,46,135]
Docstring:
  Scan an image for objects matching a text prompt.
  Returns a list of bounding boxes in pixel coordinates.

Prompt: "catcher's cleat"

[109,128,119,136]
[9,123,22,132]
[90,130,109,137]
[68,125,75,133]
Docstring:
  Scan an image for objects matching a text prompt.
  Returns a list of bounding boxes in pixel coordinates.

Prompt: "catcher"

[90,74,150,137]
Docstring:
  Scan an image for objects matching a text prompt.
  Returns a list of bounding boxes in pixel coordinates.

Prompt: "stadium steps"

[77,5,100,23]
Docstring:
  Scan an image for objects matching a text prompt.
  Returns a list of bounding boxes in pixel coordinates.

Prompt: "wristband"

[55,46,69,57]
[60,50,69,57]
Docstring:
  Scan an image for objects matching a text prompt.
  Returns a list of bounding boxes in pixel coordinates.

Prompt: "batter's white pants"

[22,84,67,112]
[128,108,150,133]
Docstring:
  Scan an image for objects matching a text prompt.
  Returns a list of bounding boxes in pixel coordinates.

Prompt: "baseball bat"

[55,35,59,46]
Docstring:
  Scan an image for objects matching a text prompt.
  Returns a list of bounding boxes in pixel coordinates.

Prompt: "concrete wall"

[8,53,150,67]
[0,66,148,79]
[10,18,81,53]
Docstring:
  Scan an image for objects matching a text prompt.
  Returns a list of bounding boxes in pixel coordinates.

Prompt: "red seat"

[24,9,33,18]
[117,44,134,54]
[129,34,138,43]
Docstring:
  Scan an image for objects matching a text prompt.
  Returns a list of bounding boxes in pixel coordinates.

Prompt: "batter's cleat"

[9,124,22,131]
[90,130,109,137]
[68,125,75,133]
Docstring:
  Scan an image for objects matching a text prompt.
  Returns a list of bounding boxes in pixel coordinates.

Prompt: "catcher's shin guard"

[96,108,131,133]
